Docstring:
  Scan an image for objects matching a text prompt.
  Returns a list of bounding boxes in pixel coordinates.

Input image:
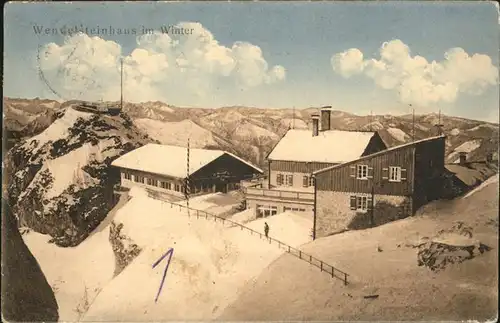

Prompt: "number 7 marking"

[152,248,174,303]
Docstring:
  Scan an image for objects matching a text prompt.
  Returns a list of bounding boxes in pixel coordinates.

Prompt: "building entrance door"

[215,183,227,193]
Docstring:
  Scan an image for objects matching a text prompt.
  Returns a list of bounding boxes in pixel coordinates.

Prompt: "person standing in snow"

[264,222,269,238]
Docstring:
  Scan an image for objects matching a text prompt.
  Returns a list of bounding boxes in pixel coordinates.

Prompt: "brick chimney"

[312,114,319,137]
[320,106,332,131]
[459,152,467,165]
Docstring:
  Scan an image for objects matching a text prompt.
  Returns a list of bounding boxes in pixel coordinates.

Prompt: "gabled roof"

[111,143,263,178]
[267,129,379,164]
[313,135,446,175]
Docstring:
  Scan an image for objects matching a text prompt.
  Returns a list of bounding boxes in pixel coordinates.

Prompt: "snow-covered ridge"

[23,108,93,154]
[463,174,499,199]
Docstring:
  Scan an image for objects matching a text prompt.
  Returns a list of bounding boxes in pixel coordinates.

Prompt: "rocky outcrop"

[1,200,59,322]
[4,108,154,247]
[109,221,142,277]
[416,222,492,271]
[417,239,491,272]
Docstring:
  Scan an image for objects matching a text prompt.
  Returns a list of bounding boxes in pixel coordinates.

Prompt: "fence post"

[196,210,199,219]
[309,255,312,262]
[331,267,334,278]
[320,262,323,272]
[299,251,302,259]
[344,273,347,285]
[288,246,290,253]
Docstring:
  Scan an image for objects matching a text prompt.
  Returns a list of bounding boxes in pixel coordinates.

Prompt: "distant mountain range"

[4,97,498,167]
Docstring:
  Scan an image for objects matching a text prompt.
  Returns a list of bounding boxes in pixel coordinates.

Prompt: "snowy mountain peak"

[5,107,154,246]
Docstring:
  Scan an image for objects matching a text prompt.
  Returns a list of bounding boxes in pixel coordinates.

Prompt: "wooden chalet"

[112,144,263,198]
[244,106,387,218]
[312,135,446,239]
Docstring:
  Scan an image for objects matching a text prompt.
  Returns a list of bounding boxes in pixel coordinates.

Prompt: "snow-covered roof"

[111,143,262,178]
[267,129,378,163]
[445,163,497,187]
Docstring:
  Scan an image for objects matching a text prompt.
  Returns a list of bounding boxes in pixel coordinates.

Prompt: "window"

[357,196,368,210]
[350,195,373,211]
[134,175,144,183]
[152,179,158,186]
[160,181,170,189]
[285,174,293,186]
[357,165,368,180]
[309,177,315,187]
[389,166,402,182]
[124,173,131,180]
[276,173,284,185]
[383,167,407,181]
[284,207,307,212]
[303,176,309,188]
[256,205,278,218]
[147,178,153,185]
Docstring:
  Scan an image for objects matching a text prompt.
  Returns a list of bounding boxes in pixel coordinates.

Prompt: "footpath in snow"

[81,187,312,321]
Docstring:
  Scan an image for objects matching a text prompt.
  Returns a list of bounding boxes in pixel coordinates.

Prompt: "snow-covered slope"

[82,188,311,321]
[280,118,308,129]
[134,118,220,148]
[221,179,499,321]
[23,227,115,321]
[387,127,410,142]
[235,121,279,140]
[447,139,483,162]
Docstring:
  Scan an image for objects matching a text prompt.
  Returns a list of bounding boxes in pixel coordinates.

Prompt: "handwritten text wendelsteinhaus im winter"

[33,24,196,36]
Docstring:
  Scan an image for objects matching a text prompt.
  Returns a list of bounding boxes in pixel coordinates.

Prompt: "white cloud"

[38,22,286,103]
[331,39,498,107]
[331,48,365,78]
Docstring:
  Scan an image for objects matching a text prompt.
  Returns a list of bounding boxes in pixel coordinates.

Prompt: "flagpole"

[186,138,190,216]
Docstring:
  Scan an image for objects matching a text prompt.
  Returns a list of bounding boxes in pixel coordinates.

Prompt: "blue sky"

[4,1,499,122]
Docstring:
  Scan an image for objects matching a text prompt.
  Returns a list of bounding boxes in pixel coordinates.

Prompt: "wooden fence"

[148,193,349,285]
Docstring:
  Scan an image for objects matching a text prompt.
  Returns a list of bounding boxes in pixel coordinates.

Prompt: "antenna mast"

[186,138,190,216]
[411,105,415,141]
[369,110,373,132]
[120,58,123,110]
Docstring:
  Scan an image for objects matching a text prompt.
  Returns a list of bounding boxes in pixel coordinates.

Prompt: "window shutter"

[277,174,282,185]
[303,176,308,187]
[367,166,373,179]
[350,196,357,210]
[382,167,389,180]
[401,168,407,181]
[289,175,293,186]
[350,165,356,178]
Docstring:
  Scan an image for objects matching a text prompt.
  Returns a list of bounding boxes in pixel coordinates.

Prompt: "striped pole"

[185,138,190,216]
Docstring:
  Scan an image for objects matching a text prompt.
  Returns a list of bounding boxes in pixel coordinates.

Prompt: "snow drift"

[83,188,311,321]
